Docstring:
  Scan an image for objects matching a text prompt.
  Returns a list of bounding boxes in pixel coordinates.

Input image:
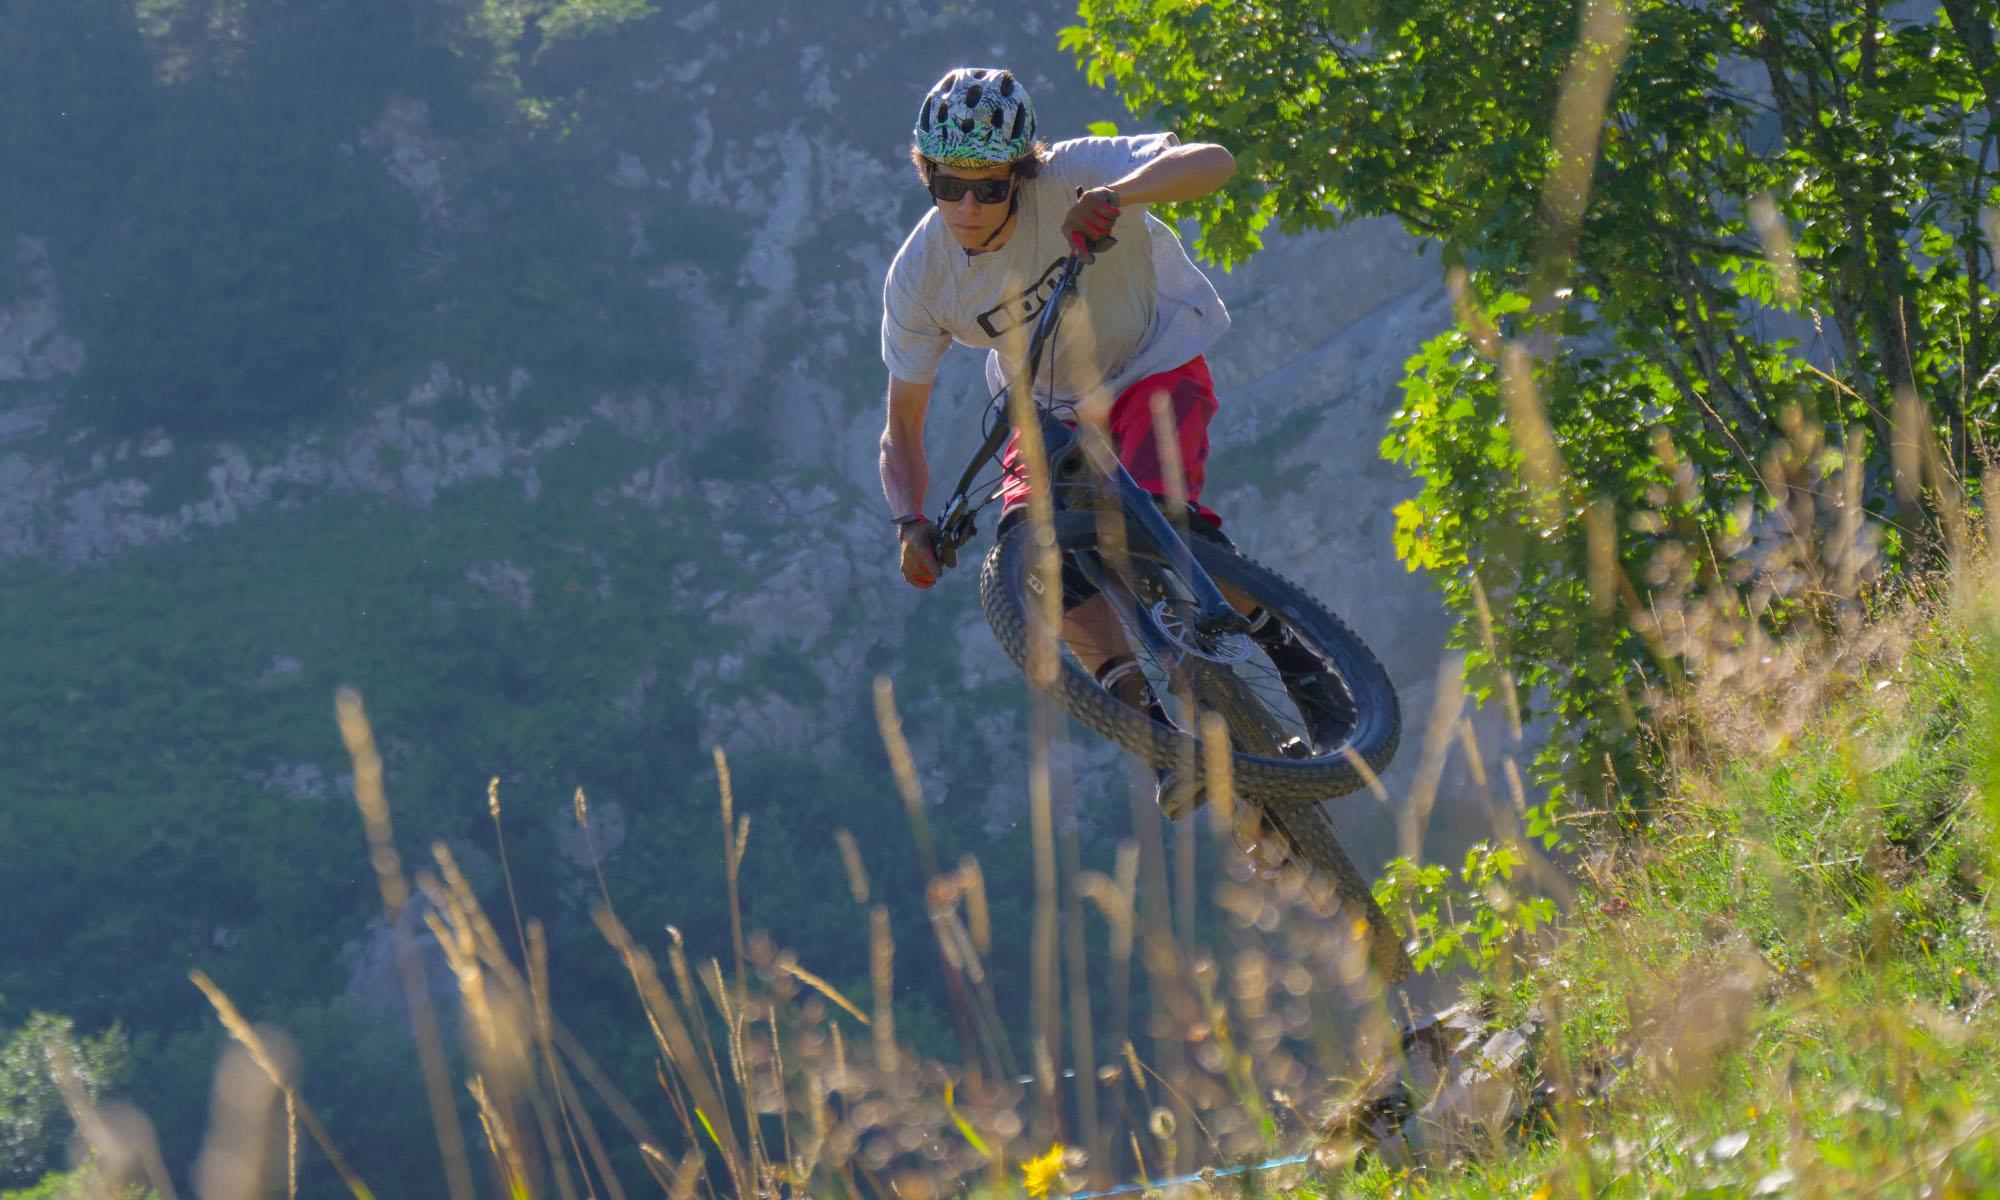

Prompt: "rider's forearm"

[1106,143,1235,206]
[880,431,930,519]
[882,376,933,518]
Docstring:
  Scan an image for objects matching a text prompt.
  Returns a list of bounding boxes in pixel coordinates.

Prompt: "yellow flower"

[1022,1142,1067,1199]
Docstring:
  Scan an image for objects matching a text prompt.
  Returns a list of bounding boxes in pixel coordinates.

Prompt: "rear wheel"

[980,511,1410,982]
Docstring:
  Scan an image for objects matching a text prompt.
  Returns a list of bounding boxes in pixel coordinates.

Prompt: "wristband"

[892,513,928,528]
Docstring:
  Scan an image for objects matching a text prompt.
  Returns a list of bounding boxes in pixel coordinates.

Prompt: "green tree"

[1065,0,1999,822]
[0,1013,130,1188]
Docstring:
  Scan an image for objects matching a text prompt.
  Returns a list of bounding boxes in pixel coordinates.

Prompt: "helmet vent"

[913,67,1035,165]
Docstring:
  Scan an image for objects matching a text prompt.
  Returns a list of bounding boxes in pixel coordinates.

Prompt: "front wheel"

[980,511,1409,981]
[981,512,1400,800]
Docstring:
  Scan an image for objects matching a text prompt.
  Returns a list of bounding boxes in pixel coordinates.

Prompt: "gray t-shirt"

[881,133,1230,415]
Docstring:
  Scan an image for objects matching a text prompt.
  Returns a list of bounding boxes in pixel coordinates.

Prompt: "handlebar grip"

[1067,230,1116,261]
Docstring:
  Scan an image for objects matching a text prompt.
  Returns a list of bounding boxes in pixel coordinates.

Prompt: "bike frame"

[933,253,1243,648]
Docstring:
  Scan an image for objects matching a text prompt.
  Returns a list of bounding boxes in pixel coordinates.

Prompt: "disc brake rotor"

[1150,599,1254,663]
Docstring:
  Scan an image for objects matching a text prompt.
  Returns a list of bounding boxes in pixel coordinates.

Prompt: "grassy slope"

[1320,575,2000,1196]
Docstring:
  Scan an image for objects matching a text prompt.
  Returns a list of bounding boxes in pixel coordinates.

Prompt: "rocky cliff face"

[0,2,1512,871]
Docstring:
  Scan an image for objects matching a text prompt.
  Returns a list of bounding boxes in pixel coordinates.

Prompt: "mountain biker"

[877,67,1353,813]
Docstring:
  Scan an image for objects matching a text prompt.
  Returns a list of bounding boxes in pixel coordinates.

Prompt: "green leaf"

[695,1106,724,1151]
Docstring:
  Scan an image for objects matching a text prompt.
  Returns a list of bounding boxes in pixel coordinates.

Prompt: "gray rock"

[465,559,536,613]
[0,237,85,383]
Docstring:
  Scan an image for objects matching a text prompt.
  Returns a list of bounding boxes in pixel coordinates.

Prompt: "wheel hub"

[1150,600,1254,663]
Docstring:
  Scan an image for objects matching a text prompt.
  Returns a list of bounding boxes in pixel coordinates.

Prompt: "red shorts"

[999,356,1223,526]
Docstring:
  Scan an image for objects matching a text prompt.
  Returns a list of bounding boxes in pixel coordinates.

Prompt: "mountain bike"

[926,251,1411,983]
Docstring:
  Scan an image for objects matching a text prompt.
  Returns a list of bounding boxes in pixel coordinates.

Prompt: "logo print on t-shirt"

[975,258,1069,339]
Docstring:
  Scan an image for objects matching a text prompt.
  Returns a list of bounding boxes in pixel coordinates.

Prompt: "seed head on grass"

[835,829,871,905]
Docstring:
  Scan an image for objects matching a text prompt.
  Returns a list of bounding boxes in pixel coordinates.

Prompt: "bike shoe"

[1282,670,1357,752]
[1154,765,1206,820]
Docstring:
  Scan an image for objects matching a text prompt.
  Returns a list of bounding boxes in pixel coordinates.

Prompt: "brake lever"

[934,496,974,570]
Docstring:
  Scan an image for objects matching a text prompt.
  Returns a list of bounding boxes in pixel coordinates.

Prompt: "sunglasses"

[928,174,1015,205]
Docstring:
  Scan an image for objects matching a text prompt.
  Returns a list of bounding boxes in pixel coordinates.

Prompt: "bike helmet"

[913,68,1037,166]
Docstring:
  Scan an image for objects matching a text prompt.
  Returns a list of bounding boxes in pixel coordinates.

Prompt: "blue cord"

[1054,1152,1315,1200]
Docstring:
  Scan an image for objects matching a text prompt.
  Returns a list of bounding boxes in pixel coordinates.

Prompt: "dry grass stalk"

[713,749,750,993]
[766,1014,799,1178]
[1002,360,1063,691]
[869,906,899,1076]
[701,957,769,1179]
[1468,573,1524,740]
[1398,656,1468,863]
[1077,848,1140,1056]
[664,926,736,1148]
[487,777,533,965]
[872,675,940,876]
[834,829,871,905]
[780,960,871,1026]
[334,687,476,1200]
[467,1075,530,1200]
[1196,712,1236,837]
[188,970,371,1199]
[573,785,616,916]
[1148,390,1191,518]
[45,1033,179,1200]
[959,855,992,955]
[1748,192,1802,309]
[549,1020,676,1189]
[1026,693,1064,1136]
[1500,344,1568,522]
[1537,0,1629,286]
[592,908,750,1195]
[520,926,587,1200]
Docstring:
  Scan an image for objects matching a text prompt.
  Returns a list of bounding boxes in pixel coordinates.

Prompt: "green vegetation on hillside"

[0,452,1046,1191]
[1320,566,2000,1196]
[1067,0,2000,825]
